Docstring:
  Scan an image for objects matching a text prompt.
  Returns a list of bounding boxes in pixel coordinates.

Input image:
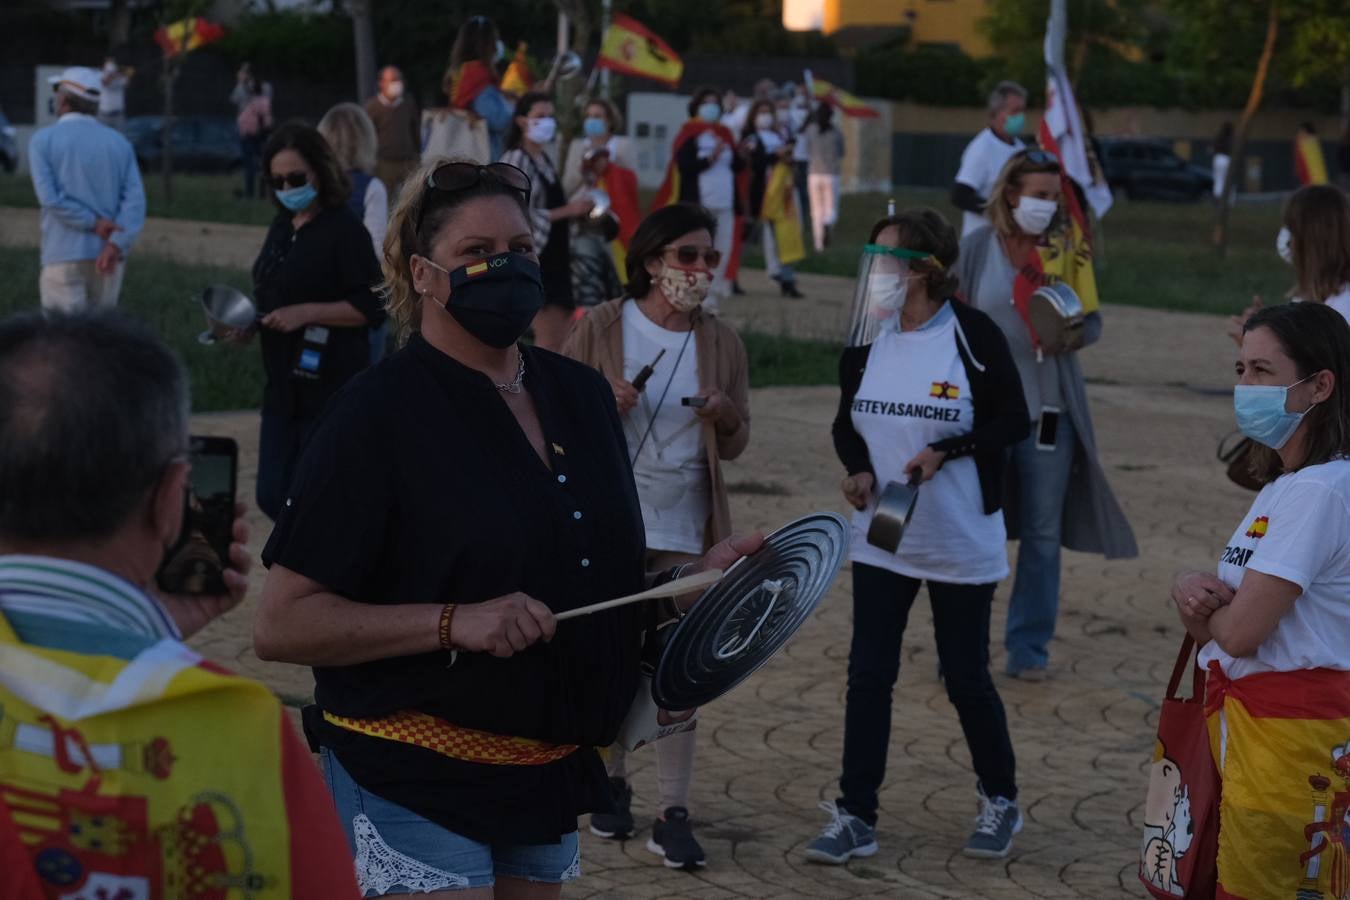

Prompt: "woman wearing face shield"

[808,208,1029,864]
[253,161,760,899]
[500,92,596,352]
[563,203,750,869]
[957,150,1135,682]
[1169,302,1350,898]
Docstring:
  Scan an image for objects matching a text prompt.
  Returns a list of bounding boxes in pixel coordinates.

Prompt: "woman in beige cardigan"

[563,202,749,870]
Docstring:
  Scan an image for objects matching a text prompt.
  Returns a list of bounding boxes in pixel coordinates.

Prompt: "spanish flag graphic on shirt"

[1245,516,1269,539]
[930,381,960,400]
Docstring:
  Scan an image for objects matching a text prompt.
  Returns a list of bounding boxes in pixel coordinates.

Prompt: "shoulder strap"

[1166,634,1204,701]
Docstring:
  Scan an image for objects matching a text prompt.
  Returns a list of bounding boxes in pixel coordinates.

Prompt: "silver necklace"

[495,347,525,394]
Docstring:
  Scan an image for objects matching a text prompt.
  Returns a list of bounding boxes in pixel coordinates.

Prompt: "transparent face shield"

[843,244,938,346]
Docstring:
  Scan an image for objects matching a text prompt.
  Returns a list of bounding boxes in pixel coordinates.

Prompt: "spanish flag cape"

[759,159,806,267]
[1012,125,1101,353]
[651,120,746,280]
[1204,662,1350,899]
[1295,131,1329,186]
[448,60,496,111]
[0,615,357,899]
[598,162,641,273]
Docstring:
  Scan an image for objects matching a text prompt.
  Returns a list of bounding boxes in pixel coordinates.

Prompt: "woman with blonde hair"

[957,149,1135,681]
[254,158,759,898]
[319,102,391,362]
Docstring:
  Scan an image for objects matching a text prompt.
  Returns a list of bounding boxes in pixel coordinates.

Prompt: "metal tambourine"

[651,513,848,710]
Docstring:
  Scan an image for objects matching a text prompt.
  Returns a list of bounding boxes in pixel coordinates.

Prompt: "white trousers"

[39,260,125,313]
[807,173,840,251]
[707,206,735,313]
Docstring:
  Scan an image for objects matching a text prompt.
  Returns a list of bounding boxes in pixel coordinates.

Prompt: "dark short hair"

[624,203,718,299]
[1243,302,1350,481]
[0,312,189,542]
[261,122,351,212]
[867,207,961,299]
[686,86,721,119]
[503,91,553,152]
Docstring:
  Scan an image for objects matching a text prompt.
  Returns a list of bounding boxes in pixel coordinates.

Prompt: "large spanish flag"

[597,13,683,88]
[761,160,806,267]
[809,77,878,119]
[154,17,225,56]
[650,119,746,280]
[1295,130,1329,186]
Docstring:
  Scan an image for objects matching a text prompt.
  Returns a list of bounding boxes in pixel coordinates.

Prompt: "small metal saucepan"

[864,470,922,553]
[1028,281,1086,355]
[196,284,259,346]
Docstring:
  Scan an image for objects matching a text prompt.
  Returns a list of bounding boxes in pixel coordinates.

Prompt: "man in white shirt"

[98,56,130,132]
[952,81,1028,237]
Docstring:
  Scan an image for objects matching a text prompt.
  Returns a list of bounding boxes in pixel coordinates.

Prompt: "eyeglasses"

[1020,150,1061,168]
[269,172,309,190]
[416,162,532,232]
[662,245,721,268]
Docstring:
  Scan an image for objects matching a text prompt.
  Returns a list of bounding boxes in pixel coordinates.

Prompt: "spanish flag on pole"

[154,17,225,57]
[1295,129,1329,186]
[597,13,683,88]
[808,77,878,119]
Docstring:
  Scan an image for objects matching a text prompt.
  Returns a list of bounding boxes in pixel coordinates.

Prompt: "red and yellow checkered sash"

[323,709,579,766]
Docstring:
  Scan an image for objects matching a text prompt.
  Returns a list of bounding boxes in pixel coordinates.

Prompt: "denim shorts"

[321,748,581,894]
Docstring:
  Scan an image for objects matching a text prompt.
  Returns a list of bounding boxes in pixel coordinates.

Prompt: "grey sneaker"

[963,790,1023,858]
[803,801,879,865]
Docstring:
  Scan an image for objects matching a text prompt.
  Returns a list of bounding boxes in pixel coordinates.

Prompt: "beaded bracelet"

[438,603,457,650]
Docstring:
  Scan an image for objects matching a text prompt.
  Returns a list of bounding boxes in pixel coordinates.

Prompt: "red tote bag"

[1139,635,1220,899]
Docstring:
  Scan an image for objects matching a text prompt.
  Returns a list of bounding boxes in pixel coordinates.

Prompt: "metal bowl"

[197,284,258,345]
[1029,281,1086,355]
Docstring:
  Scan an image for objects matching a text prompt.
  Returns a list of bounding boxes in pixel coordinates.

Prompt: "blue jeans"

[322,748,580,894]
[1004,412,1077,673]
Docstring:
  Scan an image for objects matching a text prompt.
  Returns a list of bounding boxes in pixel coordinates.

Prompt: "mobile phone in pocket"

[1036,407,1061,451]
[156,436,238,596]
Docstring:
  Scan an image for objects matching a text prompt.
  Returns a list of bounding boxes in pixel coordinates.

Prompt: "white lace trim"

[352,813,470,895]
[560,843,581,882]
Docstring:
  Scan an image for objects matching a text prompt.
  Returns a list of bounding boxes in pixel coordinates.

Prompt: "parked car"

[1098,137,1212,202]
[0,108,18,173]
[127,115,240,172]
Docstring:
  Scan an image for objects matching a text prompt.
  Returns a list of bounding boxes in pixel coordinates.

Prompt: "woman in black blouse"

[247,123,385,519]
[253,160,758,899]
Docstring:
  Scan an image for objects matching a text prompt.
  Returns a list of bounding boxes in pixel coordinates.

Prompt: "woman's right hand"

[450,592,556,658]
[841,472,874,510]
[609,376,638,415]
[1170,571,1234,617]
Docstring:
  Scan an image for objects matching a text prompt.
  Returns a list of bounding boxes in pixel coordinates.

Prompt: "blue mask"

[276,183,317,212]
[1234,375,1316,450]
[583,117,607,138]
[1004,112,1026,136]
[698,103,722,124]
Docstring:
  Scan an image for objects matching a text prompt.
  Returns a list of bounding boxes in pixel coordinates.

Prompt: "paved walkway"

[4,206,1249,897]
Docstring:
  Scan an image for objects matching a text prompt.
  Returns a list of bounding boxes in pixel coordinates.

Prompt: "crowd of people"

[11,27,1350,900]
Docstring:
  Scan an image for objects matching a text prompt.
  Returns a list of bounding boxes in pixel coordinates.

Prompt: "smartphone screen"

[1036,408,1061,450]
[156,436,238,596]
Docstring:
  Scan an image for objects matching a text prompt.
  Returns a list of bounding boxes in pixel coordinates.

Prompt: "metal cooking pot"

[587,187,612,220]
[866,471,922,553]
[197,284,258,346]
[1028,281,1086,355]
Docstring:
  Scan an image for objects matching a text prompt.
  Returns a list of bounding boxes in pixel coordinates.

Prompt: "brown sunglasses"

[662,245,722,268]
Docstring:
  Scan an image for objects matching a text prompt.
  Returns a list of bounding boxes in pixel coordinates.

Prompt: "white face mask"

[385,80,404,100]
[755,113,775,131]
[1012,195,1058,235]
[1277,226,1294,264]
[867,272,908,311]
[526,116,557,144]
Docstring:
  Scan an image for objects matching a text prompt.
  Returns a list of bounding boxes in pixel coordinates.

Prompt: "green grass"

[0,247,266,412]
[0,172,275,227]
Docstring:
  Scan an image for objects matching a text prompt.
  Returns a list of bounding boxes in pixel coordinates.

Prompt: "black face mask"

[426,252,545,348]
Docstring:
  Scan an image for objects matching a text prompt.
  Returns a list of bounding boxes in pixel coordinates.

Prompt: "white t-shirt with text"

[955,127,1025,237]
[848,305,1009,583]
[1200,459,1350,678]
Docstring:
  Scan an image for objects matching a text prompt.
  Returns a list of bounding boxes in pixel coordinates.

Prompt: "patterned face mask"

[656,263,713,312]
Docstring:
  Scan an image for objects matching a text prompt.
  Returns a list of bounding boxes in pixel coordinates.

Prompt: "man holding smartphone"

[0,311,359,898]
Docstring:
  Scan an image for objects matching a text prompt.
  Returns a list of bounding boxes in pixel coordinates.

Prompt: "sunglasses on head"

[270,172,309,190]
[1021,150,1061,168]
[416,162,532,232]
[662,245,721,268]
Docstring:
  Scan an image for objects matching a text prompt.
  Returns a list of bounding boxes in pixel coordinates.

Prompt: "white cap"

[48,67,102,102]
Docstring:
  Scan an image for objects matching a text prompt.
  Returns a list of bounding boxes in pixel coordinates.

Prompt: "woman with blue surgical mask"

[957,149,1136,681]
[562,98,636,196]
[240,123,385,520]
[500,92,596,351]
[1170,301,1350,899]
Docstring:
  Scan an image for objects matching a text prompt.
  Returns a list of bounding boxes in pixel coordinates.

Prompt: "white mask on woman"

[1277,226,1294,264]
[755,113,775,131]
[867,272,908,311]
[526,116,557,145]
[1012,196,1058,235]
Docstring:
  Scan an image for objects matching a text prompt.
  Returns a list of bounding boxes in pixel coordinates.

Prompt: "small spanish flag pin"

[552,443,565,456]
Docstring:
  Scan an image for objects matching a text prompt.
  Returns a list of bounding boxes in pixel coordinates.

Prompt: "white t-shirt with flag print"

[1200,458,1350,679]
[848,305,1009,584]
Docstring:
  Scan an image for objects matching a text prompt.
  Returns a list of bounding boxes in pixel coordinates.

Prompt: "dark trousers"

[241,134,263,198]
[256,412,316,520]
[837,563,1017,826]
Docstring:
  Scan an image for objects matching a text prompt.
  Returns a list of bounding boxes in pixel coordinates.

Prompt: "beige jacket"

[563,298,750,548]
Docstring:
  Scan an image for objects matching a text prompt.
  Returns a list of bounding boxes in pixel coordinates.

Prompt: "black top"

[262,335,647,844]
[833,300,1030,515]
[251,205,385,420]
[537,162,575,309]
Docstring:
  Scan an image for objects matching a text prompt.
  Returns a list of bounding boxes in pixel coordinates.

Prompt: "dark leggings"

[837,563,1017,826]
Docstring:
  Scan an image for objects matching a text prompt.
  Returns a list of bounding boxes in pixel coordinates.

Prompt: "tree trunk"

[350,0,377,104]
[109,0,132,50]
[1214,1,1279,257]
